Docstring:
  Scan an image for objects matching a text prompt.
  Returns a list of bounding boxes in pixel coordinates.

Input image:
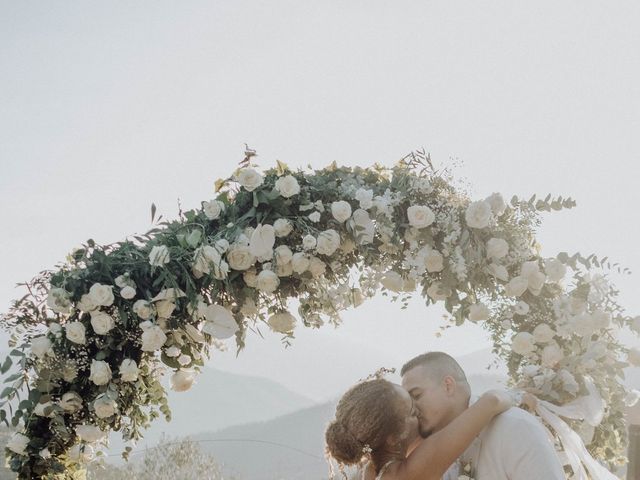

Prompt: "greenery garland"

[1,151,638,479]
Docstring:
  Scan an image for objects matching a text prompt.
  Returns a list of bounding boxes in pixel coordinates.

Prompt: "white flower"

[505,276,528,297]
[166,345,182,357]
[88,283,115,307]
[194,245,229,279]
[202,199,225,220]
[249,224,276,260]
[308,256,327,278]
[89,360,112,386]
[426,282,451,302]
[381,271,404,292]
[273,218,293,237]
[119,359,139,382]
[308,211,321,223]
[532,323,555,344]
[544,258,567,283]
[512,332,536,355]
[171,369,196,392]
[274,174,300,198]
[226,243,256,271]
[302,234,317,250]
[40,448,51,459]
[31,336,53,359]
[522,365,540,377]
[236,167,264,191]
[243,269,258,287]
[155,300,176,319]
[469,303,490,322]
[571,313,597,337]
[465,200,493,229]
[60,392,83,413]
[316,229,341,256]
[541,344,564,368]
[591,310,611,330]
[514,301,530,316]
[628,349,640,367]
[268,312,297,334]
[120,286,136,300]
[75,424,107,443]
[46,288,72,314]
[66,322,86,345]
[486,238,509,260]
[141,325,168,351]
[350,209,375,244]
[77,294,98,313]
[521,261,546,295]
[7,433,30,455]
[114,275,132,289]
[274,245,294,264]
[486,192,506,216]
[355,188,373,209]
[149,245,171,266]
[68,444,95,463]
[93,394,117,419]
[202,304,239,339]
[133,300,154,320]
[292,252,310,274]
[407,205,435,229]
[256,269,280,293]
[425,250,444,273]
[48,322,62,337]
[90,311,115,335]
[331,201,352,223]
[487,263,509,282]
[34,401,55,418]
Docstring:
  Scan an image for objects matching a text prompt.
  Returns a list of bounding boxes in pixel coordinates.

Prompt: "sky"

[1,1,639,401]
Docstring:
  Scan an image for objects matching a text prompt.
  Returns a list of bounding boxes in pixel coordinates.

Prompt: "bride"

[325,378,522,480]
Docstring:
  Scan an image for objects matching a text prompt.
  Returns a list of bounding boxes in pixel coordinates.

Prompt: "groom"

[401,352,565,479]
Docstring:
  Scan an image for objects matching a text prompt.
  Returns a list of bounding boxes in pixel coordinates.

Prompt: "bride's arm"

[397,390,513,480]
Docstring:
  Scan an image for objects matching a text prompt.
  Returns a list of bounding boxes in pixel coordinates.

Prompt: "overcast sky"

[1,1,639,401]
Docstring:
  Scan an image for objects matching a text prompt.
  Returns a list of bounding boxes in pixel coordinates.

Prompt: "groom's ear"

[443,375,457,396]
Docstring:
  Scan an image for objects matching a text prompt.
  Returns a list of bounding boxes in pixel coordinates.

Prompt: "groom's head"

[401,352,471,438]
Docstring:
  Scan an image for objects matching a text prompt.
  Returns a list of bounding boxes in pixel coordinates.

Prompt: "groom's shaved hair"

[401,352,469,385]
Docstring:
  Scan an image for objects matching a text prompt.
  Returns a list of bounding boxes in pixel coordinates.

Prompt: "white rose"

[31,336,53,359]
[541,344,564,368]
[350,209,375,244]
[133,300,154,320]
[7,433,30,455]
[268,312,297,334]
[514,301,530,316]
[469,303,490,322]
[75,424,106,443]
[226,243,256,271]
[202,199,225,220]
[308,256,326,278]
[177,354,191,366]
[89,360,112,386]
[505,276,528,297]
[46,288,72,314]
[465,200,493,229]
[119,286,136,300]
[316,229,341,256]
[522,365,540,377]
[274,174,300,198]
[308,211,321,223]
[68,444,95,463]
[302,234,317,250]
[487,263,509,282]
[544,258,567,283]
[256,270,280,293]
[34,401,55,418]
[66,322,86,345]
[425,250,444,273]
[114,275,132,289]
[533,323,556,343]
[236,167,264,192]
[355,188,373,209]
[292,252,310,274]
[194,245,225,275]
[426,282,451,302]
[90,311,115,335]
[274,245,294,264]
[166,345,182,357]
[486,192,506,216]
[273,218,293,237]
[214,238,230,254]
[381,271,404,293]
[571,313,597,337]
[486,238,509,260]
[249,224,276,260]
[171,369,196,392]
[40,448,51,459]
[141,325,168,351]
[119,359,139,382]
[243,269,258,287]
[591,309,611,330]
[407,205,435,229]
[149,245,170,266]
[88,283,115,307]
[93,395,117,419]
[331,201,353,223]
[275,261,293,277]
[628,348,640,367]
[155,300,176,319]
[512,332,536,355]
[60,392,83,413]
[77,294,98,313]
[202,304,238,339]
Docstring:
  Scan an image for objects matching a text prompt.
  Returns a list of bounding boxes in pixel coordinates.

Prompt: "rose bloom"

[541,344,564,368]
[511,332,536,355]
[256,270,280,293]
[316,229,341,256]
[505,276,528,297]
[236,167,264,191]
[133,300,154,320]
[544,258,567,283]
[89,360,112,386]
[141,325,168,351]
[149,245,171,266]
[486,192,506,216]
[93,395,117,419]
[426,282,450,302]
[425,250,444,273]
[66,321,86,345]
[268,312,297,334]
[90,311,115,335]
[88,283,115,307]
[31,336,53,359]
[171,369,196,392]
[274,174,301,198]
[292,252,310,274]
[465,200,493,229]
[486,238,509,260]
[308,257,326,278]
[469,303,490,322]
[407,205,435,229]
[381,271,404,292]
[227,243,256,270]
[202,199,225,220]
[273,218,293,237]
[249,224,276,260]
[355,188,373,209]
[119,359,139,382]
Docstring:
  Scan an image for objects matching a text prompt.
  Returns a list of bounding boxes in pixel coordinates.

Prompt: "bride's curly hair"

[325,378,406,473]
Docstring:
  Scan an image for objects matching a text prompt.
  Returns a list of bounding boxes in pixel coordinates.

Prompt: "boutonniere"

[457,459,476,480]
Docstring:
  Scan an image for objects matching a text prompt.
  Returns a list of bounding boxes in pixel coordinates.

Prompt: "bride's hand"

[480,389,516,414]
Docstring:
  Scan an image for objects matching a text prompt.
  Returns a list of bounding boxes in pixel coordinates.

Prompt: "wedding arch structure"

[1,151,638,479]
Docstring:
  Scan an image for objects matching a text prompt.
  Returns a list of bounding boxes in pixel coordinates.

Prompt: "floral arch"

[1,151,638,479]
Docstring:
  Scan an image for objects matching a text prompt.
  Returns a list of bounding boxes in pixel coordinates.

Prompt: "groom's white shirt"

[442,405,565,480]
